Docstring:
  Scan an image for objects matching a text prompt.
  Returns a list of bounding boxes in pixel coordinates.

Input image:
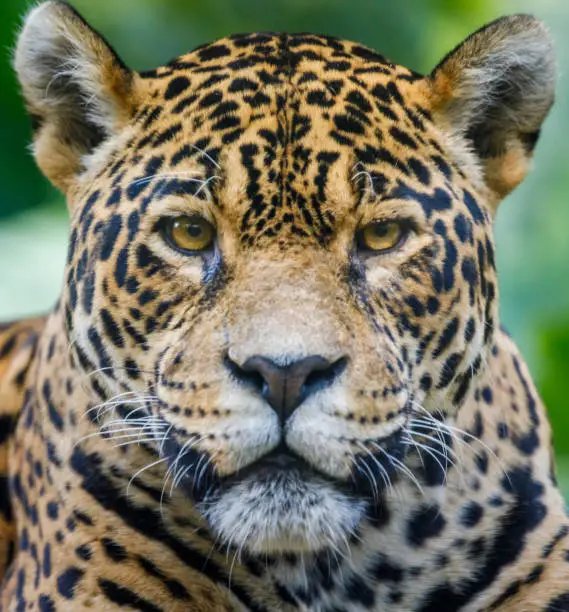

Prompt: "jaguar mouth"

[162,424,408,506]
[220,442,318,485]
[158,426,408,554]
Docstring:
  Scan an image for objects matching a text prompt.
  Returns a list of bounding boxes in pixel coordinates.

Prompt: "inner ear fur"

[14,1,141,193]
[426,14,556,204]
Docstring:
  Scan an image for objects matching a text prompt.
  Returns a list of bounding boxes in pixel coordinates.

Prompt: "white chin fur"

[199,472,365,555]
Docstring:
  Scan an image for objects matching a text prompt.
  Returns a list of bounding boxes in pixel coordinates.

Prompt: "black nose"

[226,354,347,422]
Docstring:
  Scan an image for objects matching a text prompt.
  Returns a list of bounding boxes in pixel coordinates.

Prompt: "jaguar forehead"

[124,32,437,250]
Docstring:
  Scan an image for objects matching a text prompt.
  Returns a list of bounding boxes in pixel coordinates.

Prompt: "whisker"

[352,450,382,503]
[403,430,458,467]
[368,441,424,496]
[185,142,222,169]
[409,402,511,487]
[128,171,204,188]
[405,425,459,462]
[127,457,169,497]
[114,437,160,448]
[403,435,449,483]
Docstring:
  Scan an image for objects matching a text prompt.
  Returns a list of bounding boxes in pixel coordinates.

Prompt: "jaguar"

[1,1,568,609]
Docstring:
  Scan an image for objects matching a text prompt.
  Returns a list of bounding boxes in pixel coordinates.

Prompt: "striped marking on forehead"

[110,32,465,250]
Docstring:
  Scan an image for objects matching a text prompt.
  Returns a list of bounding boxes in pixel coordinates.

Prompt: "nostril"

[302,356,348,398]
[223,354,266,392]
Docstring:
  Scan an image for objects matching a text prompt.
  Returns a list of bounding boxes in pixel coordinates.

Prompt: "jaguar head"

[15,2,555,554]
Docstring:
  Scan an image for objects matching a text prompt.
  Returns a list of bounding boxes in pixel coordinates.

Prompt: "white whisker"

[127,457,169,497]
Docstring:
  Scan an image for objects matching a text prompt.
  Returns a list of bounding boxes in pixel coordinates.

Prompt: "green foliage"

[0,2,54,216]
[539,322,569,457]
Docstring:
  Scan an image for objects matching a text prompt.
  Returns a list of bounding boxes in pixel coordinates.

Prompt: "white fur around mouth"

[199,470,366,555]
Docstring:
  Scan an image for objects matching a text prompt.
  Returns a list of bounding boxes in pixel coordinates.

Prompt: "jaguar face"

[15,3,554,554]
[73,81,492,554]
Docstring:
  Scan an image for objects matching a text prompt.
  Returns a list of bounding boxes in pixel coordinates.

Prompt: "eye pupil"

[187,224,203,238]
[373,225,389,237]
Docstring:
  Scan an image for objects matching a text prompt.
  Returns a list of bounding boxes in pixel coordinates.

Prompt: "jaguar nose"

[226,354,347,423]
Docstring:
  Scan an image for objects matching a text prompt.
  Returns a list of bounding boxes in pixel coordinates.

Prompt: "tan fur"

[0,317,45,585]
[1,4,567,611]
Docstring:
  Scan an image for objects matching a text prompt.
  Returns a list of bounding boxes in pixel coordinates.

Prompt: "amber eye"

[358,220,408,253]
[163,216,215,253]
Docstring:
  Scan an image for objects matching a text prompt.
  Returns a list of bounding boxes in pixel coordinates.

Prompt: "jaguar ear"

[427,14,556,206]
[14,1,141,193]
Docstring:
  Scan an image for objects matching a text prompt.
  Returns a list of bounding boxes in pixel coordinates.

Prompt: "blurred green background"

[0,0,568,494]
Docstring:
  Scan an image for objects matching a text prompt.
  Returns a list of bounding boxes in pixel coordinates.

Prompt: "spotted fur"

[1,2,567,610]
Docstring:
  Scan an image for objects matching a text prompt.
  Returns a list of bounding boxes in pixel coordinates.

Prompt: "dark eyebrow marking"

[155,177,212,200]
[386,182,452,219]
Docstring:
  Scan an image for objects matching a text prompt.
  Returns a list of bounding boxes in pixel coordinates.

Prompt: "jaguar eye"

[162,215,215,254]
[358,220,409,253]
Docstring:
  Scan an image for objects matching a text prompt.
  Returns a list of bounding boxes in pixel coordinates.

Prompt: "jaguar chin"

[198,451,366,555]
